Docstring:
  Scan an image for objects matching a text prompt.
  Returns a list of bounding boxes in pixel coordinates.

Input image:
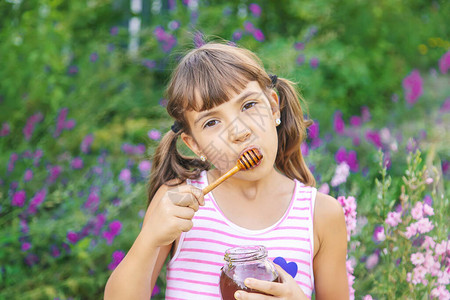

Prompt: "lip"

[238,145,263,168]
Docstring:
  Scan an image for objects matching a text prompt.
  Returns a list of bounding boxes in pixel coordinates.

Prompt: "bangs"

[169,46,265,113]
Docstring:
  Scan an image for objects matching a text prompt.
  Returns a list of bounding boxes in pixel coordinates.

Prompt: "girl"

[104,42,349,299]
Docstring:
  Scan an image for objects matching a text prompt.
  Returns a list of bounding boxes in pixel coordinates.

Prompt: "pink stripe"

[276,226,308,231]
[293,207,309,210]
[169,267,218,277]
[200,206,216,212]
[297,197,311,201]
[166,286,220,297]
[184,237,237,247]
[287,216,308,220]
[296,280,313,290]
[190,180,205,184]
[167,276,218,287]
[195,216,227,225]
[192,227,310,242]
[267,246,310,254]
[166,297,184,300]
[181,248,223,256]
[176,258,223,266]
[297,269,311,277]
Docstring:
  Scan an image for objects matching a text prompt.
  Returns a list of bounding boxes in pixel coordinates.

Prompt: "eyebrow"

[194,91,261,126]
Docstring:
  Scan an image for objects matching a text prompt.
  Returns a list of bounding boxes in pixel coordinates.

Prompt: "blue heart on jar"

[273,257,298,278]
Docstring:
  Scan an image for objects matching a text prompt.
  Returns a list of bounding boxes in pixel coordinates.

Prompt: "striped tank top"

[165,170,316,299]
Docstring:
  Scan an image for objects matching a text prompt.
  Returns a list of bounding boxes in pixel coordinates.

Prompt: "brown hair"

[147,42,315,204]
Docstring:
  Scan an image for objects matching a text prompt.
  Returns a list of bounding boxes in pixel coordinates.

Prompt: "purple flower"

[0,122,10,136]
[335,147,347,164]
[253,29,265,42]
[67,231,79,244]
[373,226,386,242]
[194,31,205,48]
[119,169,131,184]
[109,220,122,235]
[48,165,62,183]
[152,285,161,297]
[27,189,47,214]
[365,252,379,270]
[8,153,19,172]
[20,218,29,233]
[365,130,382,149]
[294,42,305,51]
[51,245,61,257]
[308,121,319,139]
[439,50,450,74]
[23,112,44,141]
[138,160,152,175]
[71,157,83,169]
[90,52,98,62]
[68,65,78,75]
[84,191,100,213]
[296,54,305,66]
[347,151,359,172]
[108,250,125,270]
[349,116,361,127]
[54,108,74,138]
[402,70,423,105]
[168,20,180,30]
[25,253,39,266]
[148,129,161,141]
[249,3,262,17]
[391,93,399,102]
[333,111,345,135]
[12,190,26,207]
[244,21,255,33]
[142,59,156,69]
[361,106,371,122]
[300,142,309,156]
[232,30,243,41]
[81,134,94,153]
[110,26,119,36]
[310,57,319,69]
[440,98,450,113]
[21,242,31,251]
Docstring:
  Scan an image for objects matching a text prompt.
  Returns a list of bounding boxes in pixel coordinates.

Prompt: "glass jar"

[219,245,281,300]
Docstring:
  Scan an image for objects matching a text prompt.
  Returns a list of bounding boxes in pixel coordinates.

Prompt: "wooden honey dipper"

[202,148,263,195]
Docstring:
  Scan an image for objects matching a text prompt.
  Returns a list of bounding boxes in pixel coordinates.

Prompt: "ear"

[180,132,202,156]
[269,90,281,120]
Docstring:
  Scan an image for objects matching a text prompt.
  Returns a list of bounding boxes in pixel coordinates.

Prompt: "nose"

[228,123,251,143]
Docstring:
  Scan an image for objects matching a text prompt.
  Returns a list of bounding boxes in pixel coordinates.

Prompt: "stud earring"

[275,118,281,126]
[200,155,206,162]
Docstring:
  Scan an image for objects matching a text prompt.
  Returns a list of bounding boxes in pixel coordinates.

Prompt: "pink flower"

[435,240,449,256]
[405,223,418,239]
[411,202,424,220]
[108,250,125,270]
[81,134,94,153]
[71,157,83,169]
[300,142,309,156]
[138,160,152,176]
[48,165,62,183]
[249,3,262,17]
[439,50,450,74]
[310,57,319,69]
[441,98,450,113]
[350,116,361,127]
[109,220,122,235]
[373,226,386,242]
[148,129,161,141]
[410,252,425,265]
[27,189,47,214]
[337,196,357,240]
[67,231,79,244]
[12,190,26,207]
[331,162,350,187]
[152,284,161,296]
[333,111,345,135]
[422,236,436,250]
[423,204,434,217]
[119,168,131,184]
[411,266,428,285]
[84,191,100,213]
[402,70,423,105]
[21,242,31,251]
[0,122,10,136]
[365,130,382,149]
[318,183,329,194]
[416,218,434,234]
[361,106,371,122]
[23,169,33,182]
[244,21,255,33]
[23,112,44,141]
[431,285,450,299]
[363,296,373,300]
[366,252,379,270]
[253,29,265,42]
[385,211,402,227]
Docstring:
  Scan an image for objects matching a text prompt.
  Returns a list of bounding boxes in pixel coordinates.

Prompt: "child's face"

[181,81,281,179]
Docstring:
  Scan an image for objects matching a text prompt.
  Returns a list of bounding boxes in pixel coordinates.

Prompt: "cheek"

[200,139,235,170]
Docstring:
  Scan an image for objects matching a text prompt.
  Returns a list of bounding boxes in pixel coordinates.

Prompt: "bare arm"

[104,182,204,300]
[313,192,349,300]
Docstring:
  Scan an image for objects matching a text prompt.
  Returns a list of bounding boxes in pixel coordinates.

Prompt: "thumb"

[273,263,293,283]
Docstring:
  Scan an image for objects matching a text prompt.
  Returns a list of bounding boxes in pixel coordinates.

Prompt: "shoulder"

[313,191,346,243]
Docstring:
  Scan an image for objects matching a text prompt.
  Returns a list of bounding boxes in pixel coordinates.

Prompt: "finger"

[189,185,205,207]
[234,290,272,300]
[176,218,194,232]
[243,277,283,297]
[168,189,199,211]
[172,206,195,220]
[273,263,293,283]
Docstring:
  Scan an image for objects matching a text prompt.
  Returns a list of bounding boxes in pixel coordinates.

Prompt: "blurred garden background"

[0,0,449,299]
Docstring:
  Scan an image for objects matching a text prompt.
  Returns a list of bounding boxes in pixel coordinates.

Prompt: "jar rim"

[224,245,267,263]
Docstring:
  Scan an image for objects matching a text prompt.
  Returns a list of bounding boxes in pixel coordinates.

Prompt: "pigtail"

[147,128,210,206]
[273,77,316,187]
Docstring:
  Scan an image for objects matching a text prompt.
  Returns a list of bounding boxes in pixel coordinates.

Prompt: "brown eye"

[204,120,218,128]
[243,101,256,111]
